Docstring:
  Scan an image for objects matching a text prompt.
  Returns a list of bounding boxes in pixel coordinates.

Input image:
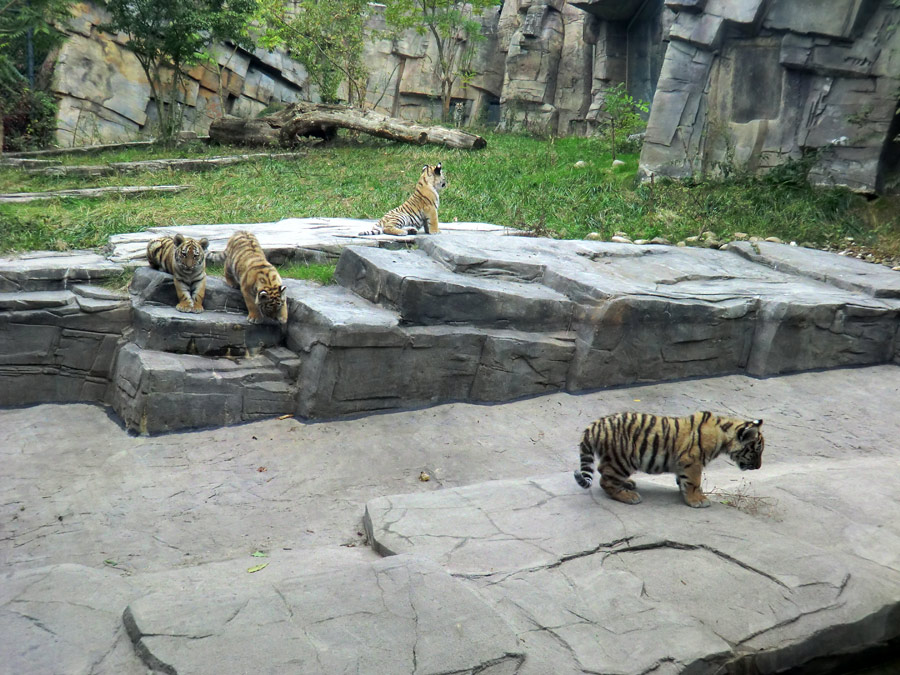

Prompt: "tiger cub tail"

[574,421,600,488]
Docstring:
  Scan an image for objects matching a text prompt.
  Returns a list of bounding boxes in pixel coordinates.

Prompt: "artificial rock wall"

[47,1,900,193]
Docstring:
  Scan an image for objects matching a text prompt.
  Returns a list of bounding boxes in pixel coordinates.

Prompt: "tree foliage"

[383,0,495,122]
[601,82,648,161]
[101,0,256,143]
[0,0,73,150]
[255,0,369,106]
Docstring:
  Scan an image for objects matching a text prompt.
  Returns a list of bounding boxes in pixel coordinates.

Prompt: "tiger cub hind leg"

[600,469,642,504]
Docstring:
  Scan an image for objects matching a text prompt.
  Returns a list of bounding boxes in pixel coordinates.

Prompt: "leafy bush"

[2,87,57,151]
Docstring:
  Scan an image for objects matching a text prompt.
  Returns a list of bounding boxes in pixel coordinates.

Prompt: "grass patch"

[1,131,895,256]
[206,261,335,285]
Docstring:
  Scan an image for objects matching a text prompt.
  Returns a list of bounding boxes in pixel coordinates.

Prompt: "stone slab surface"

[365,470,900,674]
[0,251,124,292]
[106,217,517,265]
[730,240,900,299]
[335,245,576,330]
[2,367,899,673]
[124,552,523,675]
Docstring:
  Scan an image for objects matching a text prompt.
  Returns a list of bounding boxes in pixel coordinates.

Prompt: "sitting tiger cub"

[146,234,209,313]
[224,230,288,324]
[574,412,764,508]
[359,163,447,236]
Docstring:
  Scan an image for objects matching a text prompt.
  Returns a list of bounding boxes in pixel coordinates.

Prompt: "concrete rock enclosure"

[2,222,900,433]
[47,1,900,192]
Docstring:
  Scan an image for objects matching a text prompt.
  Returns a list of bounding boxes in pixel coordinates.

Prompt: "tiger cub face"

[256,281,288,321]
[726,419,764,470]
[424,163,447,194]
[172,234,208,275]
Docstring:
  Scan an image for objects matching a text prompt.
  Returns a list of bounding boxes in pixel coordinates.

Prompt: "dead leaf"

[251,551,267,558]
[277,414,293,420]
[418,471,431,482]
[247,563,269,573]
[257,466,267,472]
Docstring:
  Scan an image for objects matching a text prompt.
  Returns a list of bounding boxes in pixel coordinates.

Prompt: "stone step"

[334,246,576,331]
[130,266,248,313]
[283,282,576,417]
[0,251,124,292]
[109,343,300,434]
[132,305,284,357]
[364,469,900,675]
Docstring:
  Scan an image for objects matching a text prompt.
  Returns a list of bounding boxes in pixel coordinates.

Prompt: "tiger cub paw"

[406,228,418,235]
[611,489,642,505]
[247,316,263,325]
[623,479,636,490]
[686,496,711,508]
[175,301,193,313]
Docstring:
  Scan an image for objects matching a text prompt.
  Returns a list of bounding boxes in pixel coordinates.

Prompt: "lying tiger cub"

[223,230,288,324]
[359,163,447,236]
[146,234,209,313]
[574,412,764,508]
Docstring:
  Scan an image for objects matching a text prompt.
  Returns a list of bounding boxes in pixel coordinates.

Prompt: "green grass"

[207,261,335,285]
[1,131,896,256]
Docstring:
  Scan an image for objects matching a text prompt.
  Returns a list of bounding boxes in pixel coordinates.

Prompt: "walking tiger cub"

[359,163,447,236]
[574,412,764,508]
[223,231,288,324]
[146,234,209,313]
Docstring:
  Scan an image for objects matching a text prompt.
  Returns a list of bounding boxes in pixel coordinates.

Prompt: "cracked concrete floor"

[2,365,900,673]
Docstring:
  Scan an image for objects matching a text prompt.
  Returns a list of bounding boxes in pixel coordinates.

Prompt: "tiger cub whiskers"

[146,234,209,313]
[359,163,447,236]
[574,412,764,508]
[223,230,288,324]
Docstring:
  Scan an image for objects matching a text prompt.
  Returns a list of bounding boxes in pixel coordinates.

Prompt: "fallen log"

[0,184,192,203]
[209,102,487,150]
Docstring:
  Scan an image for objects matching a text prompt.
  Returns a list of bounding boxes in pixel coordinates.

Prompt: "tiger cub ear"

[434,162,442,174]
[174,234,185,246]
[199,238,209,250]
[280,285,287,295]
[258,290,268,299]
[738,420,762,442]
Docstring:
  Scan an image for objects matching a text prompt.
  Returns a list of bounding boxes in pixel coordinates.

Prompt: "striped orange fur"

[223,231,288,324]
[574,412,764,508]
[359,163,447,236]
[146,234,209,313]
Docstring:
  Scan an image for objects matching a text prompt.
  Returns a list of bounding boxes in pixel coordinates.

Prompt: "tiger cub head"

[256,281,288,320]
[173,234,209,274]
[422,163,447,193]
[727,419,764,471]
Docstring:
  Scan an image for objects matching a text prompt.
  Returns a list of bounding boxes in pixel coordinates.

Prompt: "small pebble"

[676,241,687,247]
[764,237,783,244]
[733,232,748,240]
[893,266,900,272]
[649,236,670,245]
[611,159,626,168]
[685,236,700,243]
[574,160,586,168]
[611,235,633,244]
[584,232,602,241]
[749,236,761,242]
[634,239,648,245]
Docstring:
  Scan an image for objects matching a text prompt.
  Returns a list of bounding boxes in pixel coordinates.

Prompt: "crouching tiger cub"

[574,412,764,508]
[224,231,288,324]
[146,234,209,313]
[359,163,447,236]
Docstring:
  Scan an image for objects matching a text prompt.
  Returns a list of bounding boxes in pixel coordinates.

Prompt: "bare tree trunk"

[208,102,487,150]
